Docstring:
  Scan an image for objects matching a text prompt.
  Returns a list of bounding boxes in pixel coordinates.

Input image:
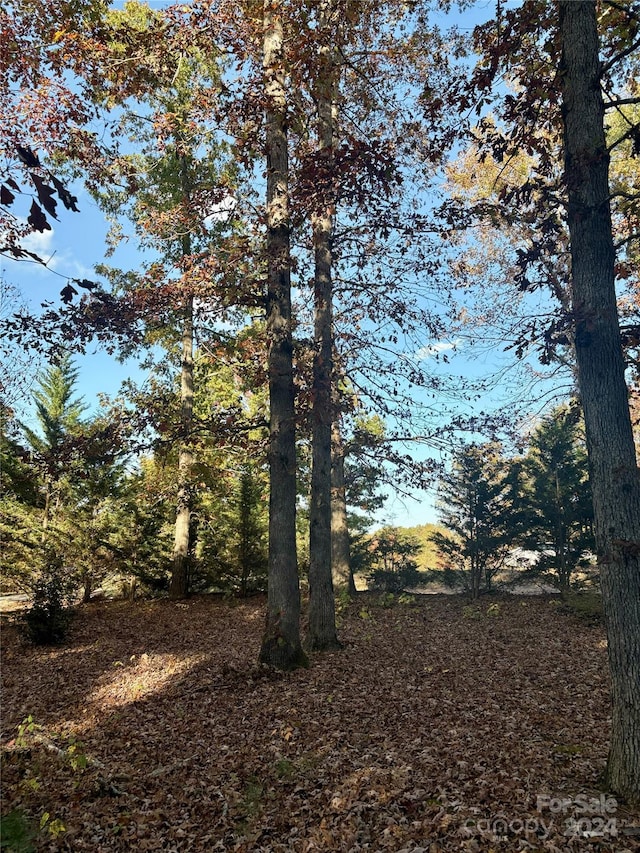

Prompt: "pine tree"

[21,355,87,539]
[236,465,268,597]
[431,442,514,599]
[88,2,236,599]
[520,404,594,590]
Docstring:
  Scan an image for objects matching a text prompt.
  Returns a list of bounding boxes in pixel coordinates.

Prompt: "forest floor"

[1,594,639,853]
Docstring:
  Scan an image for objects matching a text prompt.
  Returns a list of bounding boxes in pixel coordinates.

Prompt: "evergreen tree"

[520,404,594,590]
[89,1,236,599]
[364,526,422,593]
[431,442,514,599]
[20,354,87,539]
[0,404,39,506]
[330,418,355,594]
[66,416,130,601]
[236,465,268,597]
[0,405,41,591]
[340,415,388,589]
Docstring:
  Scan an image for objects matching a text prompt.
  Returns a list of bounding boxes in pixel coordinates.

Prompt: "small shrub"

[38,814,65,840]
[462,604,483,620]
[274,758,295,780]
[334,586,352,627]
[241,777,264,818]
[367,566,421,594]
[15,716,41,749]
[441,566,464,590]
[376,592,397,608]
[22,553,76,645]
[0,809,36,853]
[65,737,88,772]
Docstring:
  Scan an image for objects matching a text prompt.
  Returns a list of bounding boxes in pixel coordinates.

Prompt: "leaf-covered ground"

[1,594,639,852]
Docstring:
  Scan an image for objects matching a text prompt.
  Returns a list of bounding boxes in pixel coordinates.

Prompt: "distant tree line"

[432,403,594,598]
[357,403,593,598]
[0,355,392,611]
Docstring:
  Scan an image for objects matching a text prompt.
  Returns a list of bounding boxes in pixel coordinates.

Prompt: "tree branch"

[603,0,640,25]
[607,122,640,153]
[614,232,640,251]
[601,35,640,75]
[610,190,640,202]
[604,96,640,109]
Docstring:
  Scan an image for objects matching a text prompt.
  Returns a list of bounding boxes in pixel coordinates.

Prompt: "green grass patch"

[561,591,603,623]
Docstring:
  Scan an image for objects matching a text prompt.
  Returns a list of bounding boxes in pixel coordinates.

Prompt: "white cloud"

[58,253,96,280]
[415,338,462,361]
[18,227,94,280]
[20,228,56,260]
[203,194,237,230]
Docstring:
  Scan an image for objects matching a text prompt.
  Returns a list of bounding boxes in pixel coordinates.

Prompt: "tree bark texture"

[331,419,357,595]
[170,154,196,601]
[259,0,306,669]
[169,293,195,600]
[559,0,640,803]
[308,1,340,650]
[41,477,51,544]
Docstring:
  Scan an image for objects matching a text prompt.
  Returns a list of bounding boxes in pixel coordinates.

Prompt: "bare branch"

[604,96,640,109]
[601,35,640,75]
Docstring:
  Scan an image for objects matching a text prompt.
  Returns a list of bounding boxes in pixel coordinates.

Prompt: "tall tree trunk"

[170,148,196,601]
[308,0,340,650]
[555,469,569,591]
[331,419,356,595]
[169,291,195,600]
[559,0,640,803]
[259,0,306,669]
[41,476,51,544]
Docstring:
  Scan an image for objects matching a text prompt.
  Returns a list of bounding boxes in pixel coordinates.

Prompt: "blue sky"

[4,184,150,414]
[4,0,568,529]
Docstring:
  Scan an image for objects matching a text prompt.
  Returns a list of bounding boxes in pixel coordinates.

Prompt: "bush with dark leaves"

[22,552,76,645]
